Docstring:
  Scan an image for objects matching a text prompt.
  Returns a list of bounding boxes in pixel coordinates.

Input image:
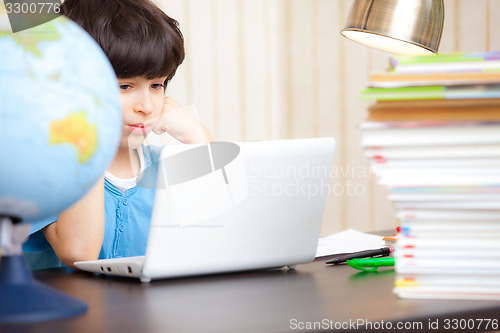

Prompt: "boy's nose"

[133,92,154,115]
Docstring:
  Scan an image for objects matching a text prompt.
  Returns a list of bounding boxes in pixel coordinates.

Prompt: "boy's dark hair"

[61,0,185,85]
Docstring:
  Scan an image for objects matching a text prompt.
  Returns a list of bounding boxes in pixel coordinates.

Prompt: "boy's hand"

[153,97,212,144]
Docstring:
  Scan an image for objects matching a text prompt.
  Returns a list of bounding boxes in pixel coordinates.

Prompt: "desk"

[2,257,500,333]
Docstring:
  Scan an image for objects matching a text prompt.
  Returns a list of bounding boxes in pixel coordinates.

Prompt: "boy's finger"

[163,96,182,112]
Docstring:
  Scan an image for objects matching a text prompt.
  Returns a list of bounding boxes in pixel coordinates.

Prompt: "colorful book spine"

[389,52,500,74]
[361,85,500,101]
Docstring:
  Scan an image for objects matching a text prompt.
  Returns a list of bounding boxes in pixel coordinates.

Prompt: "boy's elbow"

[57,245,100,270]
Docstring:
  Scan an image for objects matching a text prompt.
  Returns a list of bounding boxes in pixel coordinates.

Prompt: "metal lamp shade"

[341,0,444,55]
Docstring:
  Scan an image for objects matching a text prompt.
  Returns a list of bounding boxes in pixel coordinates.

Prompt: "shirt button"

[119,225,125,232]
[123,198,128,205]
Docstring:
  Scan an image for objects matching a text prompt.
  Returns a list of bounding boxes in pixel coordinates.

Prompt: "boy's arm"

[153,97,213,143]
[42,176,105,270]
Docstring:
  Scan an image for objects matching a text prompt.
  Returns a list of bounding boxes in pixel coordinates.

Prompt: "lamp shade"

[341,0,444,55]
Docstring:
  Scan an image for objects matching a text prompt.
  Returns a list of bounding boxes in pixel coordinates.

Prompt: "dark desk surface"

[3,256,500,333]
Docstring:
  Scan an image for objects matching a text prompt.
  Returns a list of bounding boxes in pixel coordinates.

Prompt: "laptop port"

[127,266,133,273]
[107,267,112,272]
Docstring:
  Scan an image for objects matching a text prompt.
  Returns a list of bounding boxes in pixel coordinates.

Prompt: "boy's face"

[117,76,167,150]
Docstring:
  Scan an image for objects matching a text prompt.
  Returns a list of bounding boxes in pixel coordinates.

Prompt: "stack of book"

[360,52,500,300]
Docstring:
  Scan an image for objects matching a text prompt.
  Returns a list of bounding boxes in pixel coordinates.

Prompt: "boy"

[23,0,211,270]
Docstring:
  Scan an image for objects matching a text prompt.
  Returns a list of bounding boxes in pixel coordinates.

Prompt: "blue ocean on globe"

[0,16,122,223]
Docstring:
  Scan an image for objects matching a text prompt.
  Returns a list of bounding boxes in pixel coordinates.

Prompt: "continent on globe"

[49,110,98,163]
[9,21,61,57]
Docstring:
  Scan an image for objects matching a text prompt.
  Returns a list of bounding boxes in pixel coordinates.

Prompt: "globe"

[0,16,122,224]
[0,13,122,324]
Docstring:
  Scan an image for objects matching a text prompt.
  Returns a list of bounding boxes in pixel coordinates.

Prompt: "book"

[360,124,500,147]
[397,209,500,221]
[371,158,500,169]
[369,71,500,88]
[389,185,500,195]
[393,287,500,300]
[395,249,500,259]
[369,98,500,109]
[396,236,500,248]
[390,61,500,74]
[400,220,500,233]
[368,99,500,121]
[378,174,500,187]
[388,193,500,202]
[393,200,500,210]
[389,51,500,74]
[395,258,500,275]
[360,85,500,101]
[394,275,500,300]
[364,145,500,160]
[390,52,500,66]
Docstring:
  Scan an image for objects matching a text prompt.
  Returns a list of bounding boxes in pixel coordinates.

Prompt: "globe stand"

[0,217,88,323]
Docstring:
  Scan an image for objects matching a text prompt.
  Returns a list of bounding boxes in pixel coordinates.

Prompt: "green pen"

[346,257,395,272]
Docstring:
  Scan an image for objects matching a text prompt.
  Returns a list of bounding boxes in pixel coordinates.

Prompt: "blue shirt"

[23,145,162,270]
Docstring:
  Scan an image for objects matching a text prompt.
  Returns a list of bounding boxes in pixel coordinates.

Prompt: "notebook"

[74,138,335,282]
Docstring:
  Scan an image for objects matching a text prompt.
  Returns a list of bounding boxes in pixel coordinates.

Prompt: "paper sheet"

[316,228,386,258]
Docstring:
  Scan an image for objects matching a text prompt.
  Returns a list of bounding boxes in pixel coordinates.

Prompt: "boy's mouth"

[128,123,149,134]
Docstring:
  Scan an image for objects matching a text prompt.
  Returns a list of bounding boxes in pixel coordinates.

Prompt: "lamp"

[341,0,444,55]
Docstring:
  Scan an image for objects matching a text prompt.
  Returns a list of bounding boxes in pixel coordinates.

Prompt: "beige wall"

[156,0,500,236]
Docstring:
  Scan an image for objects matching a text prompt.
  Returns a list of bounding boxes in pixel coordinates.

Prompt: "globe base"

[0,215,21,224]
[0,255,88,323]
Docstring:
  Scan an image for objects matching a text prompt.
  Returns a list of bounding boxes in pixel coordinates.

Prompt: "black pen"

[326,246,393,265]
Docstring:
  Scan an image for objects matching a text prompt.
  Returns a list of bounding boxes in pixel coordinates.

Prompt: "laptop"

[74,138,335,282]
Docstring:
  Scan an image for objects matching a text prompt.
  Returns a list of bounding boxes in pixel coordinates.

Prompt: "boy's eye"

[119,84,132,91]
[151,83,165,90]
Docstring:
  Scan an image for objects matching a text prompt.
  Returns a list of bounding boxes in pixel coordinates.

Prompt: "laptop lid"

[140,138,335,280]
